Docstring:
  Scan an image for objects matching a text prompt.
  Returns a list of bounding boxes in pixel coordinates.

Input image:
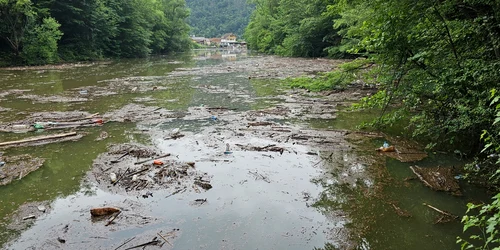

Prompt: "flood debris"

[423,203,459,224]
[0,154,45,186]
[248,121,274,126]
[0,111,103,133]
[377,137,428,162]
[90,207,121,217]
[375,146,396,152]
[89,143,210,195]
[22,215,36,220]
[194,180,212,190]
[248,170,271,183]
[105,211,122,226]
[103,104,185,123]
[410,166,461,196]
[0,132,83,149]
[190,198,208,206]
[235,143,285,154]
[124,237,161,250]
[389,202,412,218]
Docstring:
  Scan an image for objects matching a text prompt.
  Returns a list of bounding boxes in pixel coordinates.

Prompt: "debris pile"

[0,154,45,186]
[410,166,461,196]
[90,144,211,194]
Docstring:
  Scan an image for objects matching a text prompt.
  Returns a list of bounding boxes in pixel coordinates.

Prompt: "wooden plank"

[0,132,77,147]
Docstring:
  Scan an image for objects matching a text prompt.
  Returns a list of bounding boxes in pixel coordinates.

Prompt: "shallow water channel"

[0,50,488,249]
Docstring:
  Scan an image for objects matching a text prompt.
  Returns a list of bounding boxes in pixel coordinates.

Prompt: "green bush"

[21,17,62,65]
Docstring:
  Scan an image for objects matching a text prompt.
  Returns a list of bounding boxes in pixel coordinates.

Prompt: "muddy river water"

[0,50,488,249]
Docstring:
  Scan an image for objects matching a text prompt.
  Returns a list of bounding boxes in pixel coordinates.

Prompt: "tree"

[0,0,35,55]
[21,16,62,64]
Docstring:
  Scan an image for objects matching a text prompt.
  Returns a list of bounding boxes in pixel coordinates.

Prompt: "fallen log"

[423,203,459,220]
[409,166,433,189]
[0,132,77,147]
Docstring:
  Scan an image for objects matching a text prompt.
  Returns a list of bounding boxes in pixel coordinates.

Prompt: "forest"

[185,0,253,38]
[245,0,500,248]
[0,0,192,65]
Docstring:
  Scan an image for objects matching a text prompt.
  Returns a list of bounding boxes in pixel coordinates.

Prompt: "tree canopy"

[0,0,192,65]
[185,0,253,38]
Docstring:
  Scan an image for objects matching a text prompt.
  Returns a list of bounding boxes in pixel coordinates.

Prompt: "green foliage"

[0,0,35,55]
[287,58,374,91]
[0,0,192,64]
[457,193,500,250]
[185,0,253,38]
[245,0,342,57]
[21,17,62,64]
[328,0,500,153]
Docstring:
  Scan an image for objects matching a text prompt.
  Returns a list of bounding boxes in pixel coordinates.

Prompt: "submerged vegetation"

[0,0,191,65]
[246,0,500,248]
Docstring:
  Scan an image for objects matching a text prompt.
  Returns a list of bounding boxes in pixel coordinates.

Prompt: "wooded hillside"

[185,0,253,38]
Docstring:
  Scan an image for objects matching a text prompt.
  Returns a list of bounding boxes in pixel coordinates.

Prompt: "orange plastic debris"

[153,160,164,165]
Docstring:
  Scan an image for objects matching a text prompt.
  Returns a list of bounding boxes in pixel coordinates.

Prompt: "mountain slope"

[185,0,254,38]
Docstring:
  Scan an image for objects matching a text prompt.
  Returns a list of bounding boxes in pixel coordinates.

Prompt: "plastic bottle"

[383,141,389,148]
[109,173,117,183]
[33,123,44,129]
[0,161,5,167]
[211,115,217,121]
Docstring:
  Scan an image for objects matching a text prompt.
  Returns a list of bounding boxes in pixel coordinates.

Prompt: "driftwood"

[0,132,77,147]
[390,202,412,218]
[124,237,161,250]
[105,211,121,226]
[248,170,271,183]
[45,123,99,130]
[126,168,150,177]
[423,203,459,220]
[111,152,130,164]
[114,237,136,250]
[113,168,129,186]
[22,215,36,220]
[165,188,186,198]
[157,232,173,246]
[134,153,171,165]
[248,121,273,126]
[409,166,433,189]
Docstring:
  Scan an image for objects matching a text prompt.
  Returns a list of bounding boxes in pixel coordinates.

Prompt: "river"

[0,50,487,249]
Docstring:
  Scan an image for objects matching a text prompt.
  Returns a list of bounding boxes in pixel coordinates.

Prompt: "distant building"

[221,33,237,47]
[209,38,222,46]
[221,33,237,41]
[191,36,210,45]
